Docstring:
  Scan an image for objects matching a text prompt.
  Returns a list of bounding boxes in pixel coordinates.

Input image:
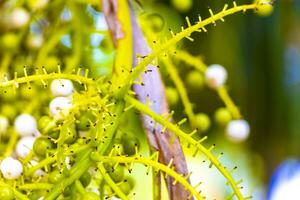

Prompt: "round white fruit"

[16,136,36,158]
[205,64,228,89]
[10,8,30,28]
[0,157,23,179]
[50,79,74,97]
[49,97,72,119]
[226,120,250,142]
[14,114,37,136]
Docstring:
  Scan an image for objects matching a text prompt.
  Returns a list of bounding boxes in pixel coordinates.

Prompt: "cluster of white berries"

[14,114,38,158]
[205,64,250,142]
[0,79,74,180]
[49,79,74,119]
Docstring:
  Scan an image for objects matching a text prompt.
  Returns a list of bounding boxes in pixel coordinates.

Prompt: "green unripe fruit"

[171,0,192,13]
[48,170,64,183]
[166,87,179,106]
[119,180,133,195]
[76,111,95,131]
[38,116,54,134]
[107,165,125,183]
[194,113,211,132]
[186,71,204,89]
[146,13,164,32]
[33,137,54,156]
[255,0,273,17]
[214,108,232,126]
[1,104,17,120]
[0,88,17,101]
[20,85,37,99]
[49,131,59,139]
[85,192,100,200]
[1,33,18,50]
[80,171,92,187]
[121,134,140,156]
[0,186,14,200]
[64,126,77,144]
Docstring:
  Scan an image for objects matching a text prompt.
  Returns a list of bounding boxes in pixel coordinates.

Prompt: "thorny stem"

[91,153,203,200]
[125,95,246,200]
[120,3,260,97]
[161,58,195,127]
[0,73,96,88]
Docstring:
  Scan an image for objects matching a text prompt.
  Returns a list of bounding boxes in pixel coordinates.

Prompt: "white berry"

[27,34,44,49]
[226,120,250,142]
[14,114,37,136]
[205,64,228,88]
[0,157,23,179]
[49,97,72,119]
[16,136,36,158]
[0,116,9,135]
[50,79,74,97]
[10,8,30,28]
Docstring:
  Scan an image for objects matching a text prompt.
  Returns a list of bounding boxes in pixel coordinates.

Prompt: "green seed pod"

[49,130,59,139]
[64,126,78,144]
[214,108,232,126]
[186,71,204,89]
[1,33,18,50]
[48,170,64,184]
[38,116,55,135]
[0,87,17,101]
[33,137,54,157]
[0,186,14,200]
[76,111,95,131]
[194,113,211,132]
[119,180,133,195]
[20,85,37,100]
[1,104,17,121]
[171,0,192,13]
[108,165,125,183]
[80,171,92,187]
[166,87,179,106]
[121,134,140,156]
[146,13,165,32]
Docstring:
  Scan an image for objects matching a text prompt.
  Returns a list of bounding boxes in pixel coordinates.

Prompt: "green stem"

[125,95,245,200]
[161,58,195,127]
[3,131,18,157]
[91,153,202,200]
[75,180,86,194]
[18,183,53,190]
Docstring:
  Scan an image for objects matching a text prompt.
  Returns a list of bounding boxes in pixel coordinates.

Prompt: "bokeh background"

[0,0,299,199]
